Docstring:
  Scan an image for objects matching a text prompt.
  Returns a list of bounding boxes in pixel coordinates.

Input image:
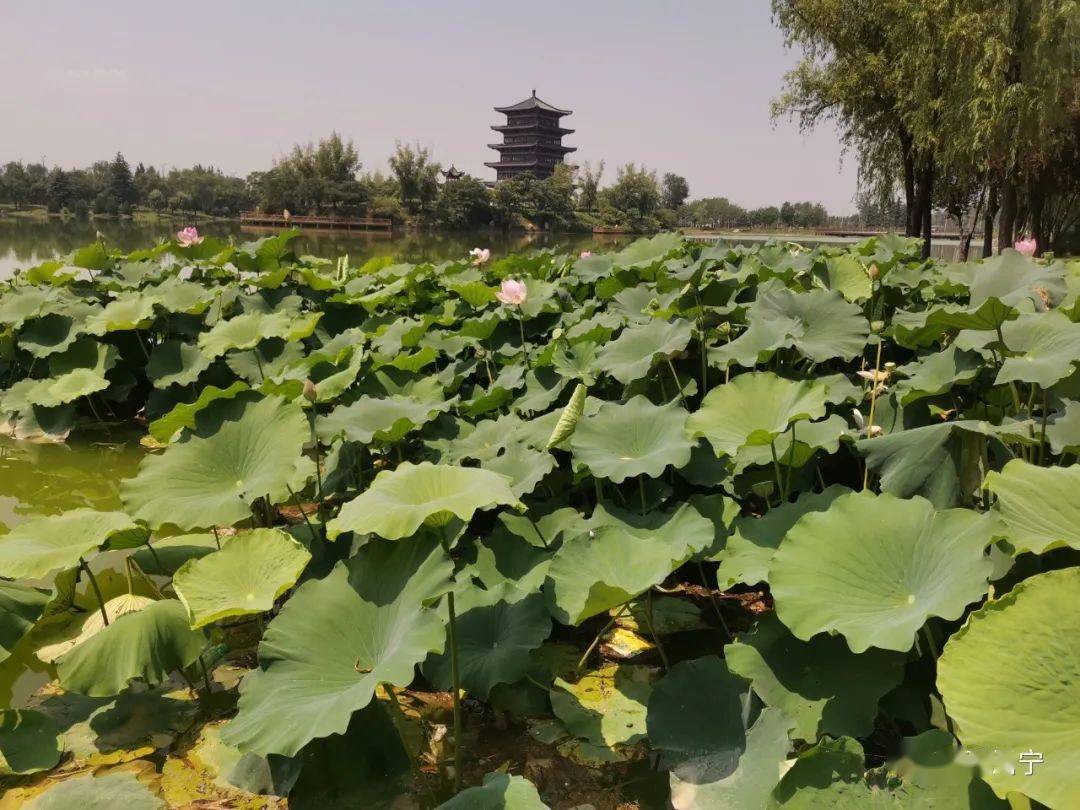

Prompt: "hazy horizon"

[0,1,860,213]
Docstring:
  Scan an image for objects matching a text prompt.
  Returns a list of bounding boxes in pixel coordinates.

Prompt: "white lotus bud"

[303,379,318,403]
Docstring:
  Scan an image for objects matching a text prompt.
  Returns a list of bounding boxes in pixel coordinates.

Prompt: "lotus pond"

[1,230,1079,809]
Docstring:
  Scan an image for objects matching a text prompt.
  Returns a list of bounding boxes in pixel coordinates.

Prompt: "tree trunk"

[916,161,935,259]
[998,175,1018,253]
[900,131,918,236]
[982,183,999,257]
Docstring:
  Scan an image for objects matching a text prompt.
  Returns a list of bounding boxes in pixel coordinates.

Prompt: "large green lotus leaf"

[173,529,311,628]
[226,339,306,385]
[984,460,1080,553]
[318,394,451,445]
[27,771,165,809]
[153,276,216,314]
[145,339,212,388]
[0,581,49,662]
[473,530,554,592]
[56,599,207,696]
[570,395,692,483]
[611,232,683,267]
[17,312,88,358]
[967,248,1067,310]
[327,462,522,541]
[48,335,117,376]
[544,523,693,625]
[938,568,1080,809]
[771,492,995,653]
[0,509,145,579]
[995,310,1080,388]
[221,537,452,757]
[423,583,551,698]
[436,772,548,809]
[147,381,250,443]
[823,254,873,302]
[595,317,693,384]
[1046,399,1080,454]
[0,285,55,328]
[551,663,654,750]
[480,441,558,497]
[767,736,882,808]
[708,314,796,370]
[687,372,830,457]
[726,613,904,741]
[585,501,715,558]
[84,292,159,334]
[131,533,220,576]
[647,655,792,810]
[894,344,982,405]
[0,709,62,774]
[733,414,852,474]
[198,310,322,359]
[857,419,1032,507]
[892,299,1016,348]
[25,367,111,408]
[754,287,869,362]
[123,395,309,530]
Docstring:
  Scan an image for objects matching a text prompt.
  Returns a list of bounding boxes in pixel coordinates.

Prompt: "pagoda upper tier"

[485,90,576,181]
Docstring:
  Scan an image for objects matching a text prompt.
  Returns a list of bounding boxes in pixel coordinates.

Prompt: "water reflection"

[0,218,626,278]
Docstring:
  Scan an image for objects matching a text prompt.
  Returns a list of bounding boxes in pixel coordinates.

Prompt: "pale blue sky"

[0,1,858,212]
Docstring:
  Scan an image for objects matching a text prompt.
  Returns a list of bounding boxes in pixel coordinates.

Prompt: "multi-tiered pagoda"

[486,90,576,181]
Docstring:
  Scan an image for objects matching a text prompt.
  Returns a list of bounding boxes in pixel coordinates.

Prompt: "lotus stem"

[286,483,319,540]
[593,478,603,509]
[575,603,629,674]
[211,526,222,550]
[254,350,265,383]
[310,412,324,507]
[696,561,731,638]
[198,655,214,695]
[638,476,647,515]
[518,312,529,366]
[127,556,165,599]
[665,357,686,407]
[769,439,786,503]
[383,685,425,784]
[644,589,670,672]
[445,588,463,792]
[861,341,884,490]
[79,558,109,626]
[920,624,939,660]
[784,421,795,499]
[1038,388,1049,465]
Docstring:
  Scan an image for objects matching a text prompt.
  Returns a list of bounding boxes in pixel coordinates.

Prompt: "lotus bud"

[579,251,593,259]
[469,247,491,266]
[870,320,885,333]
[718,322,732,335]
[868,263,879,279]
[866,425,884,438]
[552,327,564,341]
[852,408,866,430]
[303,379,318,403]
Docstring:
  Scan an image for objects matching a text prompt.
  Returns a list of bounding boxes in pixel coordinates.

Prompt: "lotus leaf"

[551,663,653,750]
[967,248,1067,310]
[145,340,212,388]
[596,317,693,384]
[1045,399,1080,454]
[123,395,310,529]
[221,538,451,756]
[173,529,311,628]
[570,395,692,483]
[328,461,522,541]
[726,613,904,740]
[894,344,982,404]
[481,441,558,497]
[27,771,165,810]
[84,292,159,334]
[937,567,1080,809]
[545,382,586,448]
[0,709,62,774]
[770,491,995,652]
[437,772,548,809]
[647,655,792,810]
[0,509,145,579]
[318,394,451,445]
[56,599,207,696]
[995,310,1080,388]
[754,287,869,362]
[198,310,322,359]
[147,380,250,443]
[0,580,49,662]
[424,583,551,698]
[984,460,1080,553]
[687,372,830,457]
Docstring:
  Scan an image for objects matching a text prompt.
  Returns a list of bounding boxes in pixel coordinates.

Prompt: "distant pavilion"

[485,90,576,181]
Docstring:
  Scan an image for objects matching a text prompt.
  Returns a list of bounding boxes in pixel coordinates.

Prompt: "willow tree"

[773,0,1080,256]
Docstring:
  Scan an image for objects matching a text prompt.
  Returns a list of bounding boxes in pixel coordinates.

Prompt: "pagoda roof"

[491,124,575,135]
[488,142,577,154]
[495,90,572,115]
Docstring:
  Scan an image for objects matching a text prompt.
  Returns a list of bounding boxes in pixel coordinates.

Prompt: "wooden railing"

[239,212,392,231]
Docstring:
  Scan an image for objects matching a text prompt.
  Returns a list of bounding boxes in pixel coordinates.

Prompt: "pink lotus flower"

[579,251,593,259]
[469,247,491,265]
[177,227,203,247]
[1014,237,1037,256]
[496,279,528,306]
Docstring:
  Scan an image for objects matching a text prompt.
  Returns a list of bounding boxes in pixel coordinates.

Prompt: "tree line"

[0,134,840,234]
[772,0,1080,257]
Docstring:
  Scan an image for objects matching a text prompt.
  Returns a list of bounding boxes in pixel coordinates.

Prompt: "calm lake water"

[0,218,628,279]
